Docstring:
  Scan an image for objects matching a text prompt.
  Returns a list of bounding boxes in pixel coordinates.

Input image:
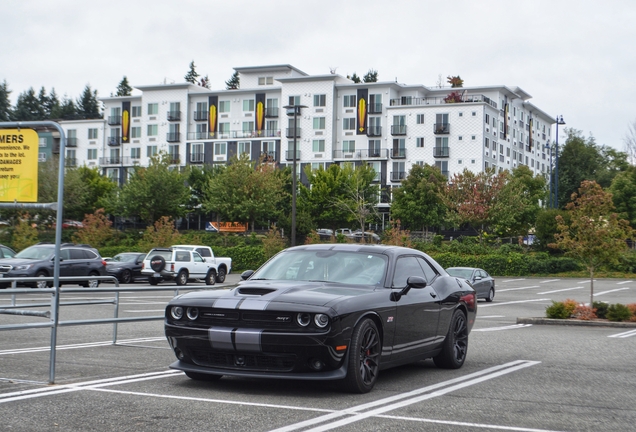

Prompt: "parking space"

[1,277,635,431]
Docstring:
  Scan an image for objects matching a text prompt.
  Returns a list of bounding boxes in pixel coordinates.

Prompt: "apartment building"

[58,64,556,204]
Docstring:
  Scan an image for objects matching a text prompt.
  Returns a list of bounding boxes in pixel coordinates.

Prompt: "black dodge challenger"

[165,244,476,393]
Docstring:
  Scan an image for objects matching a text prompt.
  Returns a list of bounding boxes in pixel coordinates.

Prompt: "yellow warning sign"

[0,129,39,202]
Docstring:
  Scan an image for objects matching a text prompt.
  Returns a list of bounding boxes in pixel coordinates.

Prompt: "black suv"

[0,243,107,288]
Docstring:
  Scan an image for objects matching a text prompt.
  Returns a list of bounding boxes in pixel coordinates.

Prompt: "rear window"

[148,250,172,260]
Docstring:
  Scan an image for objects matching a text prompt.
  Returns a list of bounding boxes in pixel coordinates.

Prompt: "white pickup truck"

[141,245,231,286]
[171,245,232,283]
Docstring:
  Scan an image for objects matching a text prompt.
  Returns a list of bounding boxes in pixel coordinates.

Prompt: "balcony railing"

[391,171,406,182]
[167,111,181,121]
[359,148,389,159]
[391,148,406,159]
[391,125,407,136]
[167,133,181,142]
[260,151,277,162]
[333,150,359,160]
[168,155,180,165]
[286,128,301,138]
[368,103,383,114]
[187,132,210,140]
[194,111,208,121]
[190,152,204,163]
[99,157,132,166]
[389,94,497,109]
[367,126,382,137]
[108,136,121,146]
[285,150,300,160]
[66,137,78,147]
[107,116,121,125]
[65,158,77,167]
[265,107,279,117]
[434,123,450,134]
[434,146,450,158]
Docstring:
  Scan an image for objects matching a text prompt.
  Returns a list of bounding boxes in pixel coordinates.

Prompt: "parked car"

[0,243,107,288]
[171,245,232,283]
[350,230,381,244]
[315,229,333,240]
[141,247,217,286]
[165,244,476,393]
[446,267,495,302]
[0,244,16,259]
[105,252,147,284]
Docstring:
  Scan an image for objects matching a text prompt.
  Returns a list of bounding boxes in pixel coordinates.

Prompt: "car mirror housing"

[390,276,427,301]
[241,270,254,280]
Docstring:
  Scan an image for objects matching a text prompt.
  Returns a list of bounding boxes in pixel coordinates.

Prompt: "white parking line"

[473,324,533,332]
[478,315,505,318]
[596,288,630,296]
[500,279,527,283]
[480,299,550,308]
[498,286,539,292]
[616,281,632,285]
[608,329,636,338]
[0,337,166,356]
[377,414,565,432]
[124,309,166,313]
[539,279,560,284]
[537,286,583,295]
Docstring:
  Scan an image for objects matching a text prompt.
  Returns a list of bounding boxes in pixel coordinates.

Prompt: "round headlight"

[296,312,311,327]
[170,306,184,320]
[314,313,329,328]
[186,307,199,320]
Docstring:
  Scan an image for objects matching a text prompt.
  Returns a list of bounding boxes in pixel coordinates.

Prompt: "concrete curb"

[517,317,636,328]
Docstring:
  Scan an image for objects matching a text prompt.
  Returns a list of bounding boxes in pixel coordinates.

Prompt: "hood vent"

[238,287,276,296]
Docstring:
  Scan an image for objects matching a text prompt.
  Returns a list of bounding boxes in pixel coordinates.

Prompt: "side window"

[193,253,204,262]
[196,248,211,257]
[175,252,189,262]
[392,256,426,288]
[60,249,71,260]
[417,257,438,283]
[69,249,85,260]
[1,246,15,258]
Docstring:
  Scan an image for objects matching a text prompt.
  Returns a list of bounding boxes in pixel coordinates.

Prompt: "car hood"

[0,258,47,266]
[172,279,377,308]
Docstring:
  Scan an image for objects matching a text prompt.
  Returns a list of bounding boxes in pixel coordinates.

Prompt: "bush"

[606,303,632,322]
[545,299,578,319]
[592,301,609,319]
[628,304,636,322]
[572,305,597,320]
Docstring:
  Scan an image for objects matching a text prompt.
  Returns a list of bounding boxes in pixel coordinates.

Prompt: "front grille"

[0,265,12,274]
[190,348,296,371]
[192,308,295,328]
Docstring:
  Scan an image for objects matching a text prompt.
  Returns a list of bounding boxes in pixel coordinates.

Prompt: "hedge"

[428,252,580,276]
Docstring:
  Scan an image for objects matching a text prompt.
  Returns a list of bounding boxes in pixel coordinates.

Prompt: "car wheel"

[150,255,166,272]
[176,270,188,286]
[341,318,381,393]
[184,371,222,381]
[149,277,160,286]
[35,271,50,288]
[434,309,468,369]
[215,267,226,283]
[81,271,100,288]
[486,286,495,303]
[205,270,216,286]
[119,269,132,284]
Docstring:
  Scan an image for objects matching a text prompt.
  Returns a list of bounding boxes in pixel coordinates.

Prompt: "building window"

[311,162,325,171]
[258,76,274,85]
[313,94,326,107]
[219,101,230,113]
[147,145,157,157]
[416,114,425,124]
[131,127,141,138]
[458,135,463,141]
[312,140,325,152]
[435,161,448,176]
[416,137,425,148]
[343,95,356,108]
[288,96,301,106]
[471,159,476,164]
[243,99,255,112]
[459,112,463,117]
[485,113,490,124]
[131,147,140,159]
[147,124,158,136]
[215,142,227,155]
[343,140,356,152]
[458,159,463,164]
[87,149,97,160]
[472,111,476,116]
[243,121,254,135]
[343,118,356,130]
[88,128,98,139]
[485,138,489,149]
[131,106,142,117]
[472,135,476,140]
[313,117,325,130]
[238,141,251,157]
[219,123,230,136]
[147,103,158,115]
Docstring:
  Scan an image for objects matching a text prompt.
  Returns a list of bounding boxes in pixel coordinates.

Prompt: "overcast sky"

[2,0,635,151]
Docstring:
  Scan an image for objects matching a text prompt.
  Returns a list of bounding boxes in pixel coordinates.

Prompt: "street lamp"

[554,115,566,209]
[283,104,306,246]
[545,140,554,208]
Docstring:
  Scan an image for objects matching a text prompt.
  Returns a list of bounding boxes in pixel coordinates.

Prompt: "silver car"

[446,267,495,302]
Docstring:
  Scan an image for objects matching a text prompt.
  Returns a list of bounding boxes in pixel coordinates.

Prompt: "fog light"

[171,306,184,320]
[186,307,199,320]
[175,348,185,360]
[309,358,324,370]
[296,312,311,327]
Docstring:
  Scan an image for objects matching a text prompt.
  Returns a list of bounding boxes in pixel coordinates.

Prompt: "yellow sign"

[0,129,39,202]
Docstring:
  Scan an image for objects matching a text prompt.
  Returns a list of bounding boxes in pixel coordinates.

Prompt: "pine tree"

[363,69,378,83]
[184,61,199,84]
[116,76,133,96]
[0,80,12,122]
[225,71,240,90]
[59,95,78,119]
[348,73,361,83]
[12,87,42,121]
[47,88,61,119]
[77,85,101,119]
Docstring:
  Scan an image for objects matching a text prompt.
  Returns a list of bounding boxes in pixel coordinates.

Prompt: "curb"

[517,317,636,328]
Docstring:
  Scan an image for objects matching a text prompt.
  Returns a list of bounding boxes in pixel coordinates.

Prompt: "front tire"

[119,269,132,284]
[35,271,50,288]
[176,270,188,286]
[215,267,226,283]
[185,371,222,381]
[341,318,381,393]
[434,309,468,369]
[205,270,216,286]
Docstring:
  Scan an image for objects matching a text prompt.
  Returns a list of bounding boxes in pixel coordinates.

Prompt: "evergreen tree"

[115,76,133,96]
[37,87,50,119]
[348,73,361,83]
[225,71,240,90]
[184,61,199,84]
[12,87,42,121]
[59,95,78,119]
[0,80,11,122]
[77,85,101,119]
[47,88,61,119]
[363,69,379,83]
[200,75,210,89]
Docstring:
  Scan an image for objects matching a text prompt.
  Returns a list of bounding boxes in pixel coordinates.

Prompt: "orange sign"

[211,221,249,232]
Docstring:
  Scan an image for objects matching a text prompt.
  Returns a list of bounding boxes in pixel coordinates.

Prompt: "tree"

[72,208,114,248]
[609,166,636,227]
[138,216,182,251]
[348,73,361,83]
[184,61,199,84]
[200,75,210,89]
[77,85,101,119]
[331,164,379,239]
[12,87,43,121]
[550,180,633,306]
[363,69,378,83]
[225,71,240,90]
[11,214,39,252]
[45,88,61,119]
[447,75,464,88]
[113,152,191,225]
[534,208,570,251]
[390,163,446,235]
[58,95,78,119]
[624,119,636,165]
[0,80,11,122]
[115,76,133,96]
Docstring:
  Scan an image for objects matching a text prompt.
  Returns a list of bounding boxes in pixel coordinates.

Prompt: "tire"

[150,255,166,272]
[205,270,216,286]
[215,267,226,283]
[185,371,222,381]
[341,318,381,393]
[35,271,50,288]
[176,270,188,286]
[486,286,495,303]
[81,272,100,288]
[149,277,160,286]
[119,269,132,284]
[434,309,469,369]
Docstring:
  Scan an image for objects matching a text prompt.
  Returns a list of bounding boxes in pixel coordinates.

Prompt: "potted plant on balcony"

[443,91,463,104]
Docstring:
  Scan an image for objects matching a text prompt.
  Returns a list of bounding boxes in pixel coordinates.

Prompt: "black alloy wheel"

[119,269,132,284]
[434,309,468,369]
[342,318,381,393]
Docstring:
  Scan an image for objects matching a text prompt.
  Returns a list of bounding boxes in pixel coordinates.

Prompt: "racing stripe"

[239,299,270,310]
[234,328,262,352]
[214,298,243,309]
[208,327,234,350]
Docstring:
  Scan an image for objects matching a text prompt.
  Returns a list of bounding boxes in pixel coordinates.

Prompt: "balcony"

[367,126,382,137]
[194,111,208,121]
[434,123,450,134]
[190,152,204,163]
[168,155,180,165]
[391,171,406,182]
[187,132,211,140]
[107,116,121,125]
[261,151,277,162]
[65,158,77,167]
[389,94,498,109]
[285,150,300,161]
[99,157,131,166]
[108,136,121,146]
[286,128,301,139]
[359,148,388,159]
[391,148,406,159]
[167,111,181,121]
[333,150,359,160]
[368,103,383,114]
[167,133,181,142]
[434,146,450,158]
[66,137,78,147]
[391,125,407,136]
[265,107,279,117]
[261,129,281,138]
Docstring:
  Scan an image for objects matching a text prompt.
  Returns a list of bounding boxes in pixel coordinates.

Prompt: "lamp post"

[284,104,306,246]
[545,140,553,208]
[554,115,566,209]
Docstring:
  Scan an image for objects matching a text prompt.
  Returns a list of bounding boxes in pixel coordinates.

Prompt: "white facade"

[58,64,556,198]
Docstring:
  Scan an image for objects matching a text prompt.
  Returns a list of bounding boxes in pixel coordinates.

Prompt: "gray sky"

[2,0,635,151]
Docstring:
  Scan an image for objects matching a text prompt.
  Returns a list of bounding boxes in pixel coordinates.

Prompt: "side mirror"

[473,276,482,281]
[390,276,427,301]
[241,270,254,280]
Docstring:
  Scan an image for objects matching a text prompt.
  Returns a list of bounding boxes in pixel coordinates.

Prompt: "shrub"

[572,305,597,320]
[592,301,609,319]
[545,299,578,319]
[628,304,636,322]
[606,303,632,322]
[262,226,286,260]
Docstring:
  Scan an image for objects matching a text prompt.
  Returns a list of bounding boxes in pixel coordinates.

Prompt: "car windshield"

[446,268,473,279]
[112,254,139,263]
[253,249,388,286]
[15,246,54,260]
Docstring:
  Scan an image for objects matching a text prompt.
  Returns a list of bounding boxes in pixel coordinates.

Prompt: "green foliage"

[262,226,287,260]
[592,301,609,319]
[12,87,44,121]
[534,209,570,251]
[363,69,378,83]
[610,166,636,227]
[0,80,11,122]
[545,299,578,319]
[71,209,114,248]
[214,245,265,271]
[447,75,464,88]
[77,85,101,119]
[137,216,182,251]
[11,214,39,251]
[348,73,361,83]
[225,71,240,89]
[115,76,132,97]
[606,303,632,321]
[184,61,199,84]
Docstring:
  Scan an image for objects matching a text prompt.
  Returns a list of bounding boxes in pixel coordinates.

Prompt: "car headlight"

[186,307,199,321]
[14,264,34,271]
[314,314,329,328]
[170,306,184,320]
[296,312,311,327]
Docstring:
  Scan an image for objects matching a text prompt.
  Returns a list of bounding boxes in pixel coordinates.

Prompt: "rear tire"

[341,318,381,393]
[434,309,468,369]
[215,267,226,283]
[486,286,495,303]
[149,277,160,286]
[176,270,188,286]
[185,371,222,381]
[120,269,132,284]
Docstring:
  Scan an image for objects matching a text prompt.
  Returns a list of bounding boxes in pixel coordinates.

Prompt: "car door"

[133,254,145,278]
[191,252,208,278]
[390,255,441,363]
[58,249,75,277]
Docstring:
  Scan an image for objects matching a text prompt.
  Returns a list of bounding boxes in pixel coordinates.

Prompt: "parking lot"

[1,276,635,431]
